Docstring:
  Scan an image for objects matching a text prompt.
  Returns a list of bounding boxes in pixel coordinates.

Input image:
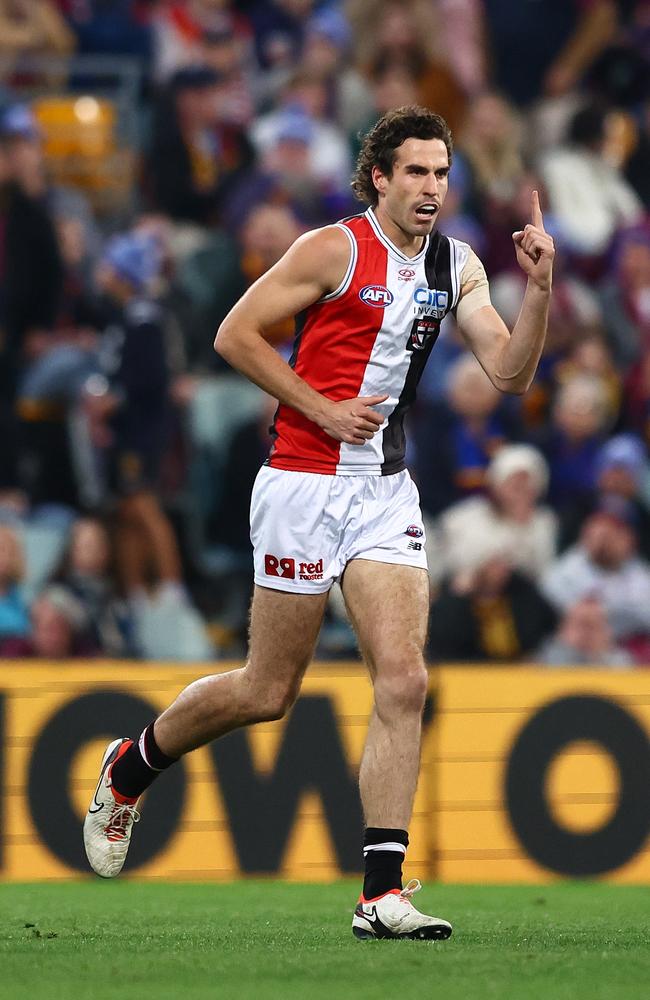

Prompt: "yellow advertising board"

[0,663,434,882]
[434,668,650,883]
[2,663,650,883]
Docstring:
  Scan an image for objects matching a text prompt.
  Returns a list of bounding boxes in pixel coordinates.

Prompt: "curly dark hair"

[352,106,453,206]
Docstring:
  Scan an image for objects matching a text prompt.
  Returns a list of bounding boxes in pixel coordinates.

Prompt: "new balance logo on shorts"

[264,554,324,581]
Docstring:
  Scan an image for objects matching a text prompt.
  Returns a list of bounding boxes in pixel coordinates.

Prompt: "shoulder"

[280,224,354,289]
[293,223,354,256]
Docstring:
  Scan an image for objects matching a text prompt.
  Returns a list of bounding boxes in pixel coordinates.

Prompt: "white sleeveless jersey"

[268,207,471,476]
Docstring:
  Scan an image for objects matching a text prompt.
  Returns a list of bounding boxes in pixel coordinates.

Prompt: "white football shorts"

[250,465,427,594]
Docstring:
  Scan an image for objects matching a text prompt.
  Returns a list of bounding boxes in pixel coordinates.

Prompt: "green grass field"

[2,881,650,1000]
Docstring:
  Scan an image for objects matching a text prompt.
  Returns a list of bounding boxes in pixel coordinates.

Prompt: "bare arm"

[214,226,388,445]
[458,190,555,395]
[544,0,618,97]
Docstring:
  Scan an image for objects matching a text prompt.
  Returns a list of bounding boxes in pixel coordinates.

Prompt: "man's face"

[372,137,450,237]
[582,513,635,569]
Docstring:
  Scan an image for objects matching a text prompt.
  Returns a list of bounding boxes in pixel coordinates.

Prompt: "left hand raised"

[512,190,555,291]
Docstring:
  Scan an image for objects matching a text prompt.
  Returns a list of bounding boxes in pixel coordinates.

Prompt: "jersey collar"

[366,207,430,263]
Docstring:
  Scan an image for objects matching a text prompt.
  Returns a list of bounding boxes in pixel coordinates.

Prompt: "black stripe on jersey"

[381,232,454,476]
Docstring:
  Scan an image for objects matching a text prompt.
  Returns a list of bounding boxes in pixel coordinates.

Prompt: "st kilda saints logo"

[407,316,440,352]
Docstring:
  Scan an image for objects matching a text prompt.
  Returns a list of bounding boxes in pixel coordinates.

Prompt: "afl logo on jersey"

[359,284,394,307]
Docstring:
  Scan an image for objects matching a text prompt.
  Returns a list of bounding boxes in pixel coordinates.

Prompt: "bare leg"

[342,560,430,828]
[118,491,183,583]
[114,512,150,592]
[154,585,328,757]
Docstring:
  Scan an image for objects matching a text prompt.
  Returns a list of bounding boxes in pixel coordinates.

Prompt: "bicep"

[225,259,325,336]
[219,228,350,339]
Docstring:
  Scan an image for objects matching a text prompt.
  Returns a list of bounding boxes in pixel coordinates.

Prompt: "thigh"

[246,584,328,691]
[341,559,430,677]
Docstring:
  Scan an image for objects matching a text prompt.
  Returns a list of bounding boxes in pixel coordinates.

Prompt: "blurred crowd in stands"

[0,0,649,665]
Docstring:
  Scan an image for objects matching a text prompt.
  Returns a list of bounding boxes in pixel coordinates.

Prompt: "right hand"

[317,394,389,444]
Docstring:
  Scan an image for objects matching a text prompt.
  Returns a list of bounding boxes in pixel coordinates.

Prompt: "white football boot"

[83,738,140,878]
[352,879,453,941]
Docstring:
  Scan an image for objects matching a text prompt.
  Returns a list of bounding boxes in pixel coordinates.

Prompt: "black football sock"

[362,827,409,899]
[110,722,178,799]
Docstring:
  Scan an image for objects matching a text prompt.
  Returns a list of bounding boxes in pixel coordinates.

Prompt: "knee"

[258,684,299,722]
[241,667,301,723]
[373,658,428,718]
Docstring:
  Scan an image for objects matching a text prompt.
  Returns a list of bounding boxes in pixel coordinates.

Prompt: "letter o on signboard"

[505,695,650,876]
[28,692,186,872]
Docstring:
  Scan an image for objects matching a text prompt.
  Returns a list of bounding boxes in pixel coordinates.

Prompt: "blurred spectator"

[428,554,557,662]
[0,104,65,347]
[435,0,486,97]
[536,595,632,667]
[52,516,136,656]
[144,64,253,226]
[348,0,467,132]
[0,523,29,641]
[0,584,96,658]
[208,392,275,555]
[299,6,372,133]
[0,0,74,64]
[247,0,315,73]
[352,62,419,153]
[493,265,603,364]
[558,433,650,559]
[586,0,650,110]
[459,91,524,223]
[541,497,650,647]
[0,110,65,497]
[601,221,650,370]
[62,0,149,58]
[625,351,650,451]
[625,97,650,210]
[150,1,253,94]
[87,231,186,602]
[481,0,618,107]
[553,335,621,426]
[539,102,643,262]
[538,374,610,511]
[198,13,256,127]
[412,353,520,516]
[250,69,351,195]
[426,444,557,587]
[0,101,101,269]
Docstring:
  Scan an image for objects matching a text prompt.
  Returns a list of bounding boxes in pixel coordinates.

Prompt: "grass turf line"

[1,881,650,1000]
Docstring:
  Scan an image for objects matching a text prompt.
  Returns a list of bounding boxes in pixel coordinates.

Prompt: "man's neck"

[371,205,428,258]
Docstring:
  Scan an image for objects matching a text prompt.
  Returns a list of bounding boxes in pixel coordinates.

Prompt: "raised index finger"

[531,189,545,230]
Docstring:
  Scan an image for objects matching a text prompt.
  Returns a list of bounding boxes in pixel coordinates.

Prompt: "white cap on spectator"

[486,444,549,496]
